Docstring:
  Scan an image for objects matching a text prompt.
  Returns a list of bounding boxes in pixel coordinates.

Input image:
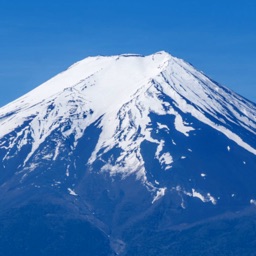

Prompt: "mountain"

[0,51,256,255]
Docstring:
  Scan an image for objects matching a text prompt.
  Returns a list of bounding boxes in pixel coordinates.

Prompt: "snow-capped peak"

[0,51,255,180]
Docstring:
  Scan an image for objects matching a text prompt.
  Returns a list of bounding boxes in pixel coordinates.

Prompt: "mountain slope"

[0,51,256,255]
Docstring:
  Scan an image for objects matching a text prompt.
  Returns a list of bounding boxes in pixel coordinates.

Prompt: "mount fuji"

[0,51,256,255]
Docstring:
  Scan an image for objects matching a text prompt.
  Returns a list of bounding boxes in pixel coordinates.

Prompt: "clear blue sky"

[0,0,255,107]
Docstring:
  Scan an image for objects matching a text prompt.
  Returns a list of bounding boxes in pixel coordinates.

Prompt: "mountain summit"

[0,51,256,255]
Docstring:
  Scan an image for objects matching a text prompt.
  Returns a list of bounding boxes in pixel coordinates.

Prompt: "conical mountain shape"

[0,51,256,255]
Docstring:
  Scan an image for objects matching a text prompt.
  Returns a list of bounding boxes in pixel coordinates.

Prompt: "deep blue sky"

[0,0,255,107]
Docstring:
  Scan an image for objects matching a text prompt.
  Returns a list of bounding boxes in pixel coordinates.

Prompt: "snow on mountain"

[1,51,256,255]
[0,51,255,206]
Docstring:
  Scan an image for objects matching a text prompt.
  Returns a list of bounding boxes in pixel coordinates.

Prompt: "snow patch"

[190,189,217,205]
[66,165,70,177]
[159,153,173,168]
[191,189,205,202]
[174,115,195,136]
[157,122,169,132]
[68,188,78,196]
[155,140,164,159]
[53,142,61,161]
[152,187,167,204]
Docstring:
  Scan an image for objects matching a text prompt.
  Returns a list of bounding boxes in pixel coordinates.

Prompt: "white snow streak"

[68,188,78,196]
[152,187,167,204]
[174,115,195,136]
[184,188,217,205]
